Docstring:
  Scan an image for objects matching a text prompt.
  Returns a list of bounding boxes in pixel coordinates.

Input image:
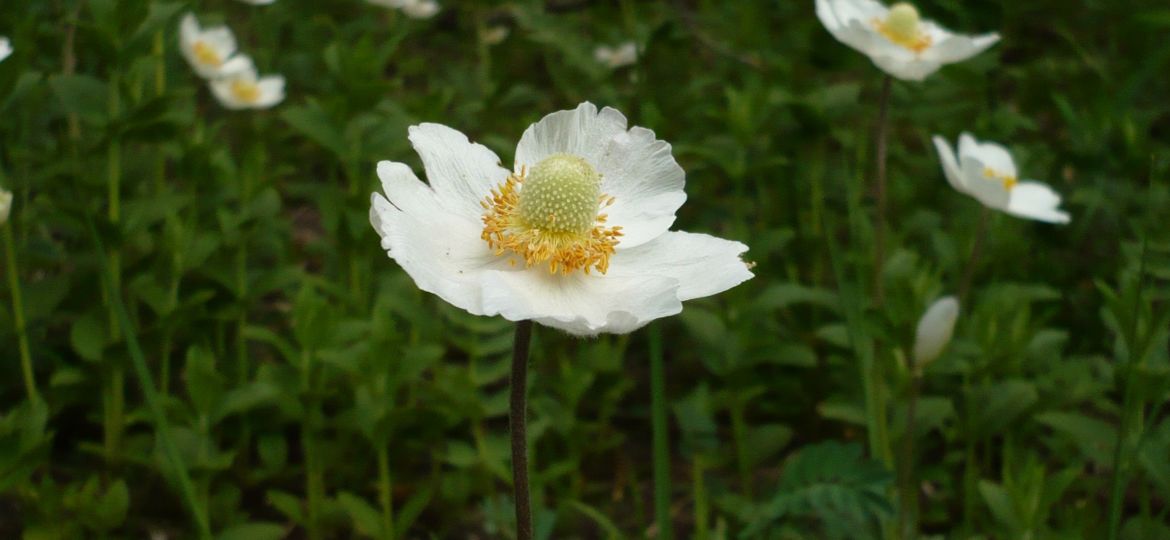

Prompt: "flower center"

[874,3,933,53]
[230,80,262,104]
[481,153,622,275]
[193,40,222,66]
[982,166,1018,190]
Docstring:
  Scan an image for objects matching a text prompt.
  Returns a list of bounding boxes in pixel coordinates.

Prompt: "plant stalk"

[378,445,395,540]
[873,74,893,305]
[649,324,673,540]
[510,320,534,540]
[958,207,990,304]
[4,224,38,403]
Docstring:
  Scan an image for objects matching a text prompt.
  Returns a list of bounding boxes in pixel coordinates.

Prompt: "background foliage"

[1,0,1169,538]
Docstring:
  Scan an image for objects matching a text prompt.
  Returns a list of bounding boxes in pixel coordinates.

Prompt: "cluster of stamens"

[193,41,222,66]
[873,3,933,53]
[982,166,1018,190]
[481,153,623,275]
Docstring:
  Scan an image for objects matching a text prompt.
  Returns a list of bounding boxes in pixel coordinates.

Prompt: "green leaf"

[967,380,1038,438]
[338,491,383,537]
[216,523,287,540]
[1034,411,1117,466]
[281,102,348,158]
[70,312,107,362]
[49,74,109,125]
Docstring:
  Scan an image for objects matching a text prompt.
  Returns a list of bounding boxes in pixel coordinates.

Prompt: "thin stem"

[649,325,673,540]
[378,445,395,540]
[510,320,534,540]
[873,74,893,305]
[105,69,124,463]
[4,224,38,403]
[302,348,323,540]
[898,373,922,540]
[692,455,708,540]
[958,207,990,304]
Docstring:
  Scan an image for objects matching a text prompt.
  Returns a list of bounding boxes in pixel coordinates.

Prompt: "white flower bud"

[0,189,12,225]
[913,296,959,369]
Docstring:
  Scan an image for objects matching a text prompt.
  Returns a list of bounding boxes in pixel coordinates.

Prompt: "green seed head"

[518,153,602,234]
[886,3,921,42]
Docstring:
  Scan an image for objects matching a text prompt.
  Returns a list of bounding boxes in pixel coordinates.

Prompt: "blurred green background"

[1,0,1169,538]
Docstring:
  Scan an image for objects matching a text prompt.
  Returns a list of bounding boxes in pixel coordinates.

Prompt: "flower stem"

[898,372,922,539]
[104,69,124,464]
[4,223,38,403]
[873,74,893,306]
[378,444,395,540]
[510,320,534,540]
[649,324,673,540]
[692,455,708,540]
[958,207,990,304]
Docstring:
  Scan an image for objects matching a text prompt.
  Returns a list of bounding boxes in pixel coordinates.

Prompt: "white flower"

[933,133,1071,224]
[367,0,440,19]
[815,0,1000,81]
[179,14,252,79]
[237,0,277,4]
[594,42,638,69]
[209,62,285,110]
[913,296,958,368]
[0,188,11,225]
[369,103,754,336]
[0,37,12,63]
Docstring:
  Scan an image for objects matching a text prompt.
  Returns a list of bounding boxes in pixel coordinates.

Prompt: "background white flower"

[237,0,277,4]
[209,63,285,110]
[482,26,510,46]
[0,188,12,225]
[0,37,12,63]
[913,296,958,369]
[367,0,440,19]
[815,0,999,81]
[933,133,1071,224]
[594,42,638,69]
[179,14,252,79]
[370,103,753,336]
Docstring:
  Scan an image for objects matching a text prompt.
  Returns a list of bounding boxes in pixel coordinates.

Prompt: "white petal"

[201,27,238,59]
[959,154,1011,210]
[514,103,686,248]
[179,14,199,48]
[607,231,752,301]
[407,123,510,221]
[913,296,959,366]
[401,0,439,18]
[371,161,508,316]
[925,32,1000,64]
[479,270,683,336]
[1007,181,1071,224]
[217,55,256,78]
[0,38,11,63]
[932,135,966,193]
[208,79,244,110]
[818,0,888,54]
[958,132,1017,178]
[253,76,286,109]
[870,53,943,81]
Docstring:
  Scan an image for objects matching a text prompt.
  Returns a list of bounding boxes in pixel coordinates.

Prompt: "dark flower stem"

[958,207,990,304]
[511,320,534,540]
[873,74,893,306]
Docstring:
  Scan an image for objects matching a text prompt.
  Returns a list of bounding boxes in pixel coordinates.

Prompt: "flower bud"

[0,188,12,226]
[913,296,959,369]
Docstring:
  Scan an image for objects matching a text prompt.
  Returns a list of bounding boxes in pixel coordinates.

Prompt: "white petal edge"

[607,231,753,302]
[1007,181,1071,224]
[407,123,510,221]
[932,135,966,193]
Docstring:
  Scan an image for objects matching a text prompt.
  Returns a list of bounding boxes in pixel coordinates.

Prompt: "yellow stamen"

[982,166,1018,190]
[192,40,222,67]
[873,3,933,53]
[481,156,623,275]
[230,80,261,104]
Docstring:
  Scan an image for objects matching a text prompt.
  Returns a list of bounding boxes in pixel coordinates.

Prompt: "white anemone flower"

[594,42,638,69]
[209,61,285,110]
[370,103,754,336]
[179,14,252,79]
[0,37,12,63]
[815,0,1000,81]
[933,133,1070,224]
[913,296,958,369]
[0,188,12,225]
[367,0,440,19]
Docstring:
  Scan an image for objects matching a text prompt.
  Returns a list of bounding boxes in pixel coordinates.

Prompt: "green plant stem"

[692,455,708,540]
[1107,237,1150,539]
[898,374,922,540]
[104,69,124,464]
[958,207,990,304]
[649,324,673,540]
[83,213,210,538]
[4,224,38,403]
[510,320,534,540]
[730,400,752,496]
[378,445,395,540]
[302,348,323,540]
[873,74,892,306]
